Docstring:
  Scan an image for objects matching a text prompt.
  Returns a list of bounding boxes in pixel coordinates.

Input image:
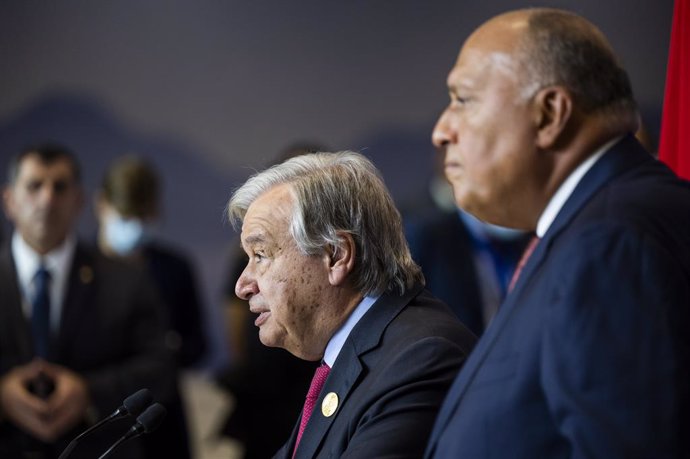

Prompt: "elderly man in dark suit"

[426,8,690,458]
[227,151,476,459]
[0,145,174,459]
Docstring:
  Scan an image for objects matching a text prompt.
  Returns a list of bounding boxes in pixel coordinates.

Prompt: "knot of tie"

[294,363,331,455]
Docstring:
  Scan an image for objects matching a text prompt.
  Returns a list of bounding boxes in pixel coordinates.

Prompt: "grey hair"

[227,151,424,296]
[516,9,638,123]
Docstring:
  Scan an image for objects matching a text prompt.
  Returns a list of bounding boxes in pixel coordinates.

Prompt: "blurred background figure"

[215,142,327,459]
[403,151,531,336]
[94,155,207,459]
[0,144,175,459]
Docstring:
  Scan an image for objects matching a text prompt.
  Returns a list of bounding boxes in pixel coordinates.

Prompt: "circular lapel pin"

[79,266,94,284]
[321,392,338,417]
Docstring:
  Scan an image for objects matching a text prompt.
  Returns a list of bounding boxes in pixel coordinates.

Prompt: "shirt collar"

[12,231,76,303]
[323,295,378,367]
[536,136,622,237]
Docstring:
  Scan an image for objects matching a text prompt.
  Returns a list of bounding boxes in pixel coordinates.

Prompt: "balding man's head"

[432,8,639,229]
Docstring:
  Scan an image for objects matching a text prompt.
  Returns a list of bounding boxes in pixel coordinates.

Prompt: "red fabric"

[508,235,540,293]
[659,0,690,180]
[293,363,331,456]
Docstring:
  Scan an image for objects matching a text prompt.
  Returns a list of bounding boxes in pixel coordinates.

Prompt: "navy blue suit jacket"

[426,136,690,458]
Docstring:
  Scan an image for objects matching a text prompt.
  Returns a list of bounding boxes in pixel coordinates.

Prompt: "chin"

[258,328,284,350]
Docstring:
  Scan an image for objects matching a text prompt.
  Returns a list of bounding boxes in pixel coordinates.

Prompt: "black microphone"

[97,402,167,459]
[57,388,153,459]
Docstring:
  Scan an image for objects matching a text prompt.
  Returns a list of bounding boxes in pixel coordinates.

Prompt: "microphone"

[98,402,167,459]
[57,388,153,459]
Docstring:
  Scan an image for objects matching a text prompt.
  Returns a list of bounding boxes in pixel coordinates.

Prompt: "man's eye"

[253,252,265,262]
[53,180,71,194]
[453,96,468,106]
[26,181,42,192]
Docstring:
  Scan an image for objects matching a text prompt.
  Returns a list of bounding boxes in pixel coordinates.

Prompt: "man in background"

[0,145,174,459]
[94,155,206,459]
[403,160,530,336]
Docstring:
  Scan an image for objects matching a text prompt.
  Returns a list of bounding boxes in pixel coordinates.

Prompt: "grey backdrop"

[0,0,674,370]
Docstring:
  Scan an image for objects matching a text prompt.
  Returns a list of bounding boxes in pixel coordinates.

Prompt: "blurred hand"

[0,359,90,442]
[0,360,53,440]
[40,360,90,441]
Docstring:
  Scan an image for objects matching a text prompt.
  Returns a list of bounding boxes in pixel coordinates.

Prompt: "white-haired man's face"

[235,184,340,361]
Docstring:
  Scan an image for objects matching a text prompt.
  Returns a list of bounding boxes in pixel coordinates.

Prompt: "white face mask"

[480,220,528,242]
[104,213,145,255]
[458,208,528,242]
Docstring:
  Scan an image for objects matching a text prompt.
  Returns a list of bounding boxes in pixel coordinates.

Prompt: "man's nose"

[432,108,454,149]
[235,269,258,300]
[37,184,58,205]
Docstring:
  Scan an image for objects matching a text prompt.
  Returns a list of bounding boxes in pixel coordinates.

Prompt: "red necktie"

[507,235,540,293]
[293,363,331,456]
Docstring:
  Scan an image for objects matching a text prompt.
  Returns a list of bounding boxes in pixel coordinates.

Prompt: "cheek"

[281,265,325,327]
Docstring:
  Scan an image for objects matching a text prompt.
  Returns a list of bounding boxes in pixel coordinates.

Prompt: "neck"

[535,112,633,226]
[300,288,363,362]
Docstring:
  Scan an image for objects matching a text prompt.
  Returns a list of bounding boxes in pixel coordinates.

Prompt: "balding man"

[426,8,690,458]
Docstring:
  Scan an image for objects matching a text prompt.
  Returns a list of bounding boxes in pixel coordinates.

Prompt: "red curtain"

[659,0,690,179]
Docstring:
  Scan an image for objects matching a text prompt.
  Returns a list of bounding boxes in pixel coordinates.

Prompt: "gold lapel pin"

[321,392,338,417]
[79,266,94,284]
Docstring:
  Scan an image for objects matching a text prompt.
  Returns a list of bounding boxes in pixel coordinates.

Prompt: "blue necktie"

[31,265,52,359]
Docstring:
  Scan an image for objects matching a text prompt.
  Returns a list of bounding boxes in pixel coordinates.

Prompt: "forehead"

[449,17,526,89]
[241,184,295,246]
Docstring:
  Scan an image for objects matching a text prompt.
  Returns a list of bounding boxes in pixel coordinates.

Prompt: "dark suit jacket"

[405,210,529,336]
[274,283,476,459]
[426,135,690,458]
[0,241,175,459]
[139,243,205,459]
[142,242,206,368]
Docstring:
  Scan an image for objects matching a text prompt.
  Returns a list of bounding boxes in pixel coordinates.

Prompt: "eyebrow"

[241,233,270,252]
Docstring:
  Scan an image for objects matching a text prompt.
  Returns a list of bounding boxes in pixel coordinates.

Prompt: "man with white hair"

[228,151,476,458]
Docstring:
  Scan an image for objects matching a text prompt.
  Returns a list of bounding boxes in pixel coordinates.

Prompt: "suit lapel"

[0,245,33,367]
[56,244,96,361]
[295,283,424,459]
[428,135,654,449]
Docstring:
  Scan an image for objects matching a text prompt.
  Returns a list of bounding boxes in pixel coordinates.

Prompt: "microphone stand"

[97,403,167,459]
[57,388,152,459]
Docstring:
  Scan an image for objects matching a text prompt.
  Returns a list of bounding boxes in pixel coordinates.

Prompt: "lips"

[254,311,271,327]
[444,162,463,178]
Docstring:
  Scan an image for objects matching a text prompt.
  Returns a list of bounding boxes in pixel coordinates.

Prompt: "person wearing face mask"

[404,159,532,337]
[95,155,207,459]
[0,145,175,459]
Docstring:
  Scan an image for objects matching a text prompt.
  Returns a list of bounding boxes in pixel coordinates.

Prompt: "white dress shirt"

[12,231,77,332]
[322,295,378,367]
[536,137,622,237]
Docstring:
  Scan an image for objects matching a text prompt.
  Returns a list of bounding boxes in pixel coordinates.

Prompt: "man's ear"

[534,86,572,149]
[2,186,15,221]
[326,232,356,286]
